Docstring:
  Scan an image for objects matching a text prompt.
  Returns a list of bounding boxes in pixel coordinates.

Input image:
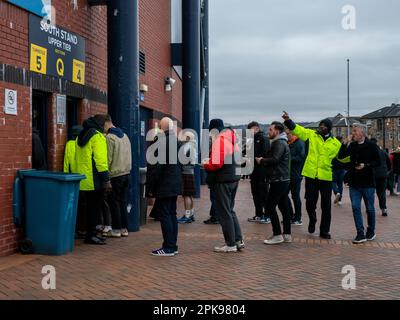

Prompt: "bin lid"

[20,170,86,182]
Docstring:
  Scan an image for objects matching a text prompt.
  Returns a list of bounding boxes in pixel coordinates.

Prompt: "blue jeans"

[396,174,400,193]
[158,197,178,251]
[349,187,376,235]
[332,169,346,198]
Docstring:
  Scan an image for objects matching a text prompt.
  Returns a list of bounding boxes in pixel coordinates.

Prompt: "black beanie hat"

[319,118,333,132]
[209,119,224,132]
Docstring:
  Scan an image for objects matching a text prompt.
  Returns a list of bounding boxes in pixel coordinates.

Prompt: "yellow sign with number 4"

[72,59,85,85]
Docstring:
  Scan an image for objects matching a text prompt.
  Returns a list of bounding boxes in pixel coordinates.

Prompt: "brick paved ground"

[0,180,400,300]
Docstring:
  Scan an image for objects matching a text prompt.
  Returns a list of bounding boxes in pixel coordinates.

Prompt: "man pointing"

[283,112,341,239]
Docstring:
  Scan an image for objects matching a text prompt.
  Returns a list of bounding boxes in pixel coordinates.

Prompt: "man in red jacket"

[202,119,244,253]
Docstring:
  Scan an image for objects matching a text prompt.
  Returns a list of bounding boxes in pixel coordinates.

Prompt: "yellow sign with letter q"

[56,58,65,76]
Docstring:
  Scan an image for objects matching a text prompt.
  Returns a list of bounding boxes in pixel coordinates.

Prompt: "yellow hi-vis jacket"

[74,131,109,191]
[63,139,77,173]
[292,124,342,181]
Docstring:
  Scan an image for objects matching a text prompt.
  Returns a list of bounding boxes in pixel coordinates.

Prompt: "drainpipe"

[202,0,209,130]
[182,0,201,198]
[107,0,140,232]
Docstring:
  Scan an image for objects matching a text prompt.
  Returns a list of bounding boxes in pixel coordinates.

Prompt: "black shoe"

[382,209,388,217]
[320,232,331,239]
[84,236,107,245]
[308,221,316,234]
[366,231,376,241]
[204,218,219,225]
[352,233,367,244]
[96,234,107,242]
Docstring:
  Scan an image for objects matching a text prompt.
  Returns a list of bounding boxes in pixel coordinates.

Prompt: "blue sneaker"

[151,248,175,256]
[258,216,271,224]
[178,215,195,224]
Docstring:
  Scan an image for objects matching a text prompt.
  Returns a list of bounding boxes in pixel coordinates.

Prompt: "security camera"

[166,77,176,86]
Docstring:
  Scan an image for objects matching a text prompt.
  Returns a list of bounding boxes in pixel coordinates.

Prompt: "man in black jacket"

[371,138,391,216]
[247,121,271,224]
[285,128,305,225]
[256,122,291,245]
[146,117,182,256]
[338,124,381,244]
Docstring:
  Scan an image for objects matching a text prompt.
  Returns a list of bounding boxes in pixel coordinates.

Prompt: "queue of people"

[63,112,398,255]
[64,114,132,245]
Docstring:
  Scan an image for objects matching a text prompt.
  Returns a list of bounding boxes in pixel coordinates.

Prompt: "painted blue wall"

[7,0,48,17]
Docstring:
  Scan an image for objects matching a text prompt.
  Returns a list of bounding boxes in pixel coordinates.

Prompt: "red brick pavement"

[0,180,400,300]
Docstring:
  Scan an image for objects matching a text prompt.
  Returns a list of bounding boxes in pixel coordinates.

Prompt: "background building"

[362,104,400,150]
[304,113,361,138]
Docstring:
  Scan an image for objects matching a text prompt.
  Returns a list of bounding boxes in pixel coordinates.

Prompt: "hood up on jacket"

[77,117,104,147]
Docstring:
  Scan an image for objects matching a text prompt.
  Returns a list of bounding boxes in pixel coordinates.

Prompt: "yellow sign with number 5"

[30,43,47,75]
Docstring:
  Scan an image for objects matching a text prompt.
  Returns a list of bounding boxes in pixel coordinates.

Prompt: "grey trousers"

[215,182,243,246]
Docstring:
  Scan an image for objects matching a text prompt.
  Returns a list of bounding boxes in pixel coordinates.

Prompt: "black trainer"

[352,233,367,244]
[320,232,331,239]
[366,231,376,241]
[308,221,316,234]
[84,236,106,245]
[204,217,219,225]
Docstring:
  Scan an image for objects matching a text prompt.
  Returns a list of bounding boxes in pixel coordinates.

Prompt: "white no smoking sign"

[5,89,17,116]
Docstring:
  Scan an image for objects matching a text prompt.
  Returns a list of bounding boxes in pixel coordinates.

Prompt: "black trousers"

[375,177,387,210]
[304,178,332,234]
[209,185,219,220]
[266,181,291,236]
[250,177,269,217]
[98,198,111,227]
[81,190,104,239]
[108,174,130,230]
[288,178,303,221]
[77,191,87,233]
[157,196,178,250]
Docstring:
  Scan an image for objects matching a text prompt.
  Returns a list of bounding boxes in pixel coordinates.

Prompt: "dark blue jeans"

[349,187,376,235]
[157,196,178,251]
[288,178,302,221]
[332,169,346,199]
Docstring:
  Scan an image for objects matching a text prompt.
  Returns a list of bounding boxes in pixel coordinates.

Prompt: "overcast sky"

[209,0,400,125]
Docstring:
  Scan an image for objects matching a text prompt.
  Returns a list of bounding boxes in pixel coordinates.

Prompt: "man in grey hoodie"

[104,115,132,238]
[256,121,291,245]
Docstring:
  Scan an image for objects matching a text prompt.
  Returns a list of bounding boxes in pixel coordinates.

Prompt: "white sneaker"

[334,193,341,205]
[214,245,238,253]
[236,240,245,250]
[121,229,129,237]
[283,234,292,243]
[263,235,284,245]
[103,225,112,233]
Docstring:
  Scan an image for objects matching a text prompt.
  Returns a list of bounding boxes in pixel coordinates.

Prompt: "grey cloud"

[209,0,400,124]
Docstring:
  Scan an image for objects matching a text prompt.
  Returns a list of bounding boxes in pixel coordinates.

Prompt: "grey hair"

[352,123,368,136]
